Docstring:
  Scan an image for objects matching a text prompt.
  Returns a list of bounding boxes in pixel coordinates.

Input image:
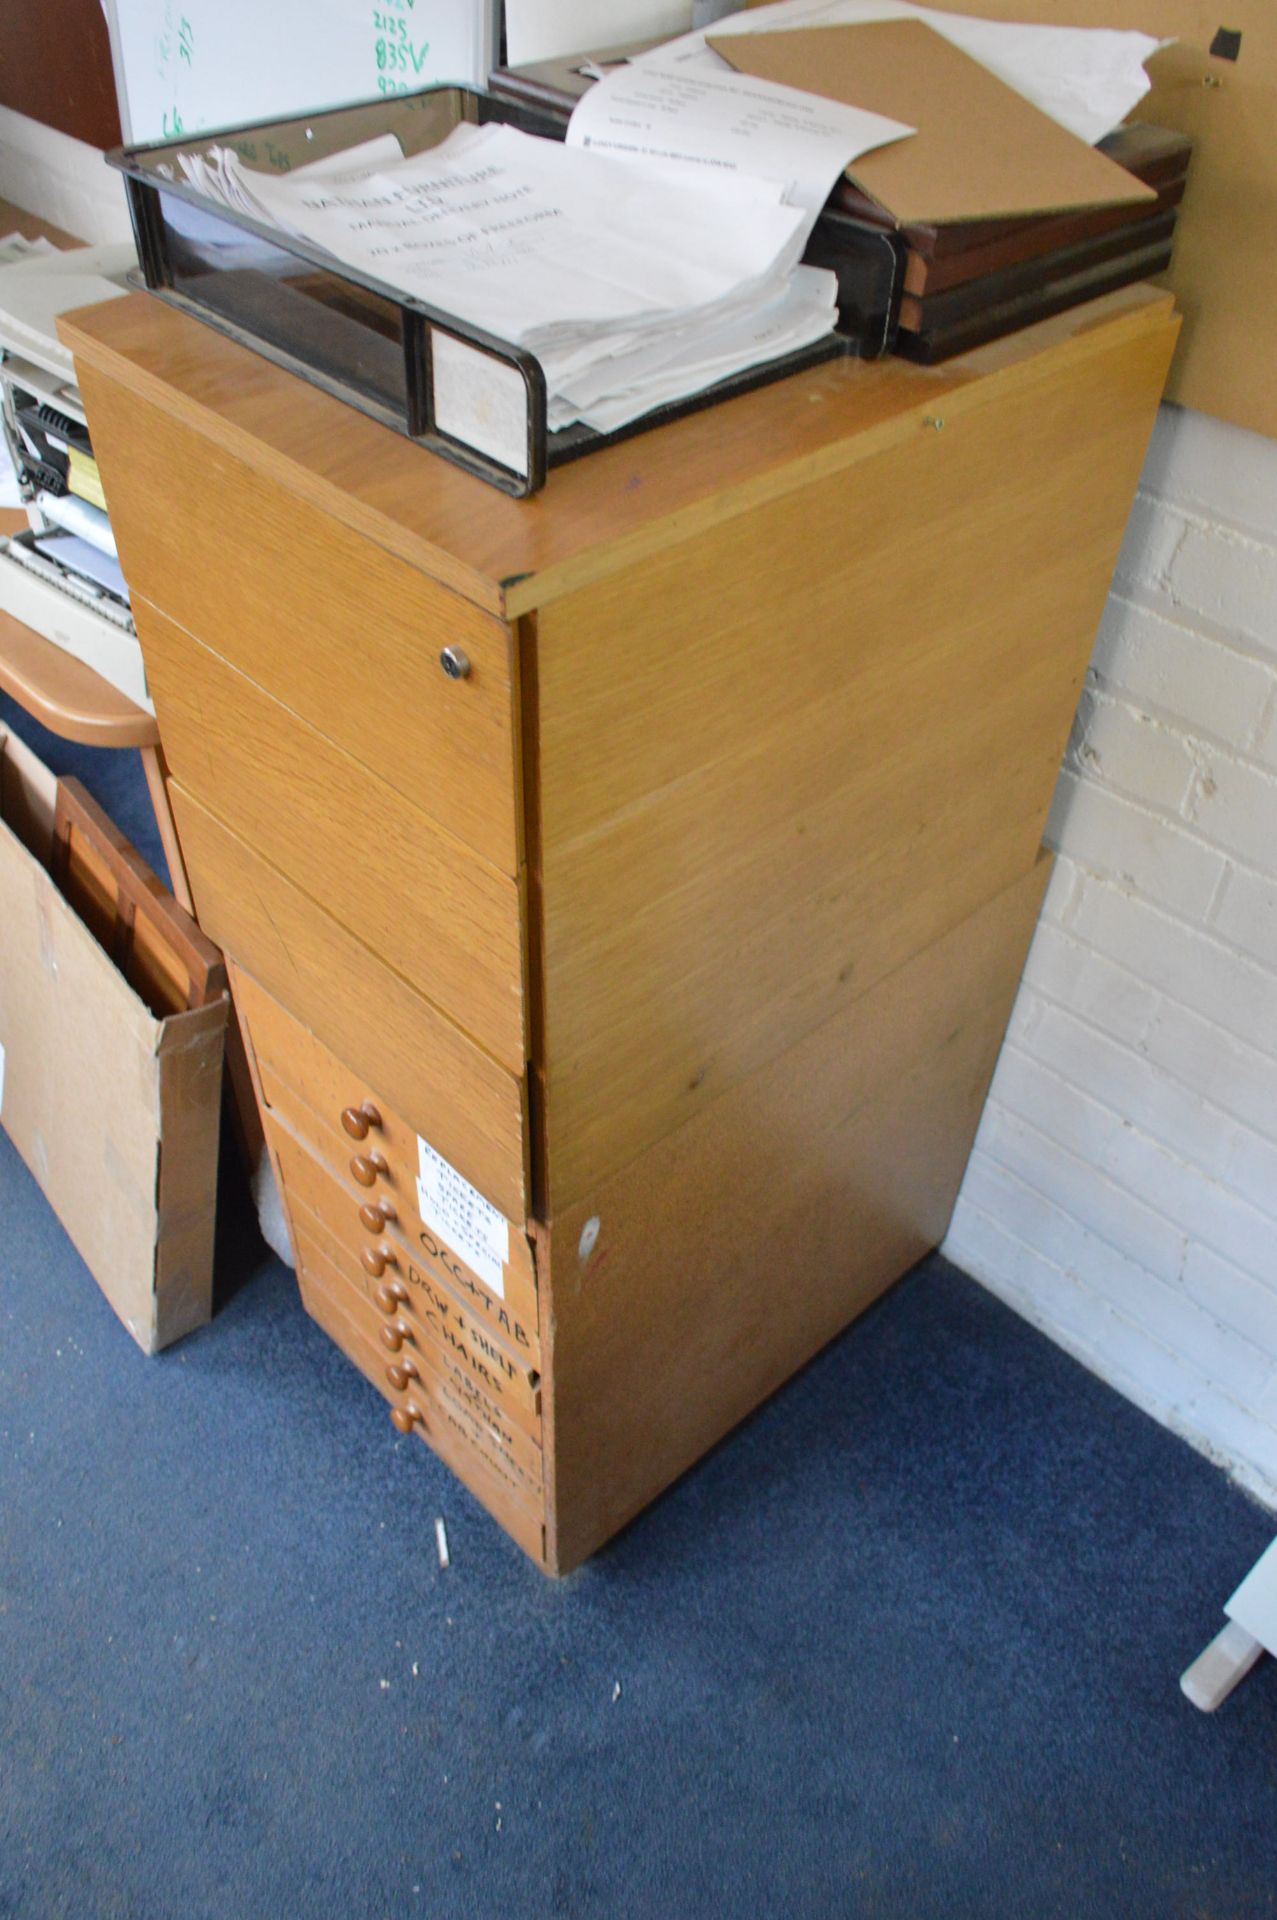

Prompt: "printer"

[0,242,152,713]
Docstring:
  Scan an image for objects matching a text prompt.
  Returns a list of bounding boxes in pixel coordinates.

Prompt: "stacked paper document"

[179,88,912,435]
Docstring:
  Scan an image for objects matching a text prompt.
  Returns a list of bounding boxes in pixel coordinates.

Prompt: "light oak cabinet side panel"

[534,319,1177,1208]
[539,856,1051,1575]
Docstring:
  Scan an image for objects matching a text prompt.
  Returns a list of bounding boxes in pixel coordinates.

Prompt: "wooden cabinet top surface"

[61,284,1174,621]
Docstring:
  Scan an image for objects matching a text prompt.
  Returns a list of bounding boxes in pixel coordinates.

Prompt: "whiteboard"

[103,0,498,143]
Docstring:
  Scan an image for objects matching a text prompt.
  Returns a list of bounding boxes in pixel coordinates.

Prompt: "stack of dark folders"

[869,123,1191,362]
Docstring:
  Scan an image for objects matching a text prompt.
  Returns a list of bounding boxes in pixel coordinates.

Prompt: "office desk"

[64,284,1178,1572]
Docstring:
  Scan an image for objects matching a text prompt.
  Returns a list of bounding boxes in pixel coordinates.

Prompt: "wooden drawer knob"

[380,1317,414,1352]
[386,1359,420,1391]
[360,1198,396,1232]
[341,1101,383,1141]
[391,1400,427,1435]
[350,1151,389,1188]
[361,1244,396,1278]
[375,1279,409,1314]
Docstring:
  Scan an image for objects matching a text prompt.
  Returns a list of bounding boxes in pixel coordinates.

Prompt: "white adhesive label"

[431,332,529,479]
[416,1136,510,1301]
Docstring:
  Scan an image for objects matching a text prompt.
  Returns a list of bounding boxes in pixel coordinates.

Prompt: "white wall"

[0,108,134,245]
[947,403,1277,1512]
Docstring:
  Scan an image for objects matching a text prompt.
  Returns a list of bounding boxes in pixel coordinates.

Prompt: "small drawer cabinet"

[65,283,1178,1573]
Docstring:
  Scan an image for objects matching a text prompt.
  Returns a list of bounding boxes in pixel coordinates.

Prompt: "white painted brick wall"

[0,109,134,246]
[946,402,1277,1513]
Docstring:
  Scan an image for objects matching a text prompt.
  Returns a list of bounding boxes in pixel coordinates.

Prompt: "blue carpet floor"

[2,695,1276,1918]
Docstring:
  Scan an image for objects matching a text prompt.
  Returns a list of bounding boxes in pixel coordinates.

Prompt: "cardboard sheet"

[882,0,1276,442]
[710,19,1157,224]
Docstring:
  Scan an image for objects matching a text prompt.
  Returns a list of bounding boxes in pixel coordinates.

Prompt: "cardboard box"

[0,724,227,1351]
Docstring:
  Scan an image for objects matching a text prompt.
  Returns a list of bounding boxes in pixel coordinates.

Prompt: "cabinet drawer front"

[232,964,539,1350]
[270,1118,543,1435]
[295,1226,545,1497]
[173,786,527,1220]
[296,1250,546,1561]
[78,376,519,872]
[261,1059,541,1365]
[297,1210,544,1481]
[141,602,525,1070]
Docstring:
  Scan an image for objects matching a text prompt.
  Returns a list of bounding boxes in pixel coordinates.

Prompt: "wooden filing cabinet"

[64,283,1179,1573]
